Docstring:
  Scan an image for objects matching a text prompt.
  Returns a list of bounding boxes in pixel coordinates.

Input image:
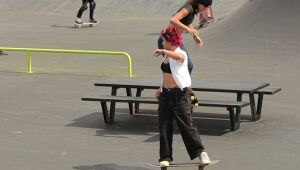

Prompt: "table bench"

[82,95,250,131]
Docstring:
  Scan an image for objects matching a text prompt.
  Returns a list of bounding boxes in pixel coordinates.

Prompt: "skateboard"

[194,17,223,30]
[146,160,219,170]
[74,21,99,28]
[183,17,223,34]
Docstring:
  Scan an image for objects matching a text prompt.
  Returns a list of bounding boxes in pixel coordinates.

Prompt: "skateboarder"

[158,0,213,74]
[75,0,98,24]
[153,26,211,167]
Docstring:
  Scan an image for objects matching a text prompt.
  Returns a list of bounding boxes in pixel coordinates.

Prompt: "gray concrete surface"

[0,0,299,170]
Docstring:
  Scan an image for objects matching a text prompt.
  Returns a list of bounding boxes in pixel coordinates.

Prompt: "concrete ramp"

[182,0,300,84]
[0,0,299,77]
[202,0,300,59]
[0,0,185,15]
[0,0,247,16]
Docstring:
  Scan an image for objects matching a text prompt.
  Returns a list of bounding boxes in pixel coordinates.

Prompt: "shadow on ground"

[67,108,252,137]
[73,163,152,170]
[51,24,96,29]
[51,24,75,29]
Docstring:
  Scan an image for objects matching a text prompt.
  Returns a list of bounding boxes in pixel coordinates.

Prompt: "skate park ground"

[0,0,300,170]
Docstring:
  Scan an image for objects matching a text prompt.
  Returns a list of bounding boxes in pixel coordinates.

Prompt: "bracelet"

[193,36,197,38]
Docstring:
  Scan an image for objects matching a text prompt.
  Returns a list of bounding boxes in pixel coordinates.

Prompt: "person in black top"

[75,0,98,24]
[158,0,213,74]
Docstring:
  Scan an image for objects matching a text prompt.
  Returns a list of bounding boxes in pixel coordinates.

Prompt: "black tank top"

[161,62,172,74]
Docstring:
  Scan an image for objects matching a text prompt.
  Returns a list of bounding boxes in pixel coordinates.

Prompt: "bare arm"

[153,49,184,63]
[171,9,203,46]
[170,8,199,37]
[187,24,204,47]
[187,24,194,29]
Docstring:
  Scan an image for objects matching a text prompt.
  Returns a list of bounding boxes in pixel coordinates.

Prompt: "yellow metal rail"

[0,47,132,77]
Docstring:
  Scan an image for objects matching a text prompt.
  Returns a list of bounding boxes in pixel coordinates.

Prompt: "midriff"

[163,73,178,88]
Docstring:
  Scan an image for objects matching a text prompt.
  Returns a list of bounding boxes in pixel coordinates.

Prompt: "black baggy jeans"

[77,0,96,19]
[158,88,205,162]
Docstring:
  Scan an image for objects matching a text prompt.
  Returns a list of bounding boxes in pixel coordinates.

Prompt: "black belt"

[162,87,187,92]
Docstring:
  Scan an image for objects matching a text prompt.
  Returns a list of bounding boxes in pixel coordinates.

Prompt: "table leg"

[134,88,144,113]
[256,93,264,117]
[228,107,241,131]
[236,93,242,115]
[100,101,109,124]
[126,87,134,115]
[249,93,260,121]
[109,87,118,123]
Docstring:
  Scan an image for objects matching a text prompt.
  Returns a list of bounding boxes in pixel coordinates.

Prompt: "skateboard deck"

[146,160,219,170]
[183,17,223,34]
[194,17,223,30]
[74,21,99,28]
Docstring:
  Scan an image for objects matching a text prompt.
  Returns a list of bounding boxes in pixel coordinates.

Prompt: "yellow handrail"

[0,47,132,77]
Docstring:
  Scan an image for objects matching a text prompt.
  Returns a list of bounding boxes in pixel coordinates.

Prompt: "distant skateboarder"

[75,0,98,24]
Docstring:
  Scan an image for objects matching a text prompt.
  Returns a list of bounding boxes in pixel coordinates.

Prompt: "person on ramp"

[153,26,212,167]
[75,0,98,24]
[158,0,213,74]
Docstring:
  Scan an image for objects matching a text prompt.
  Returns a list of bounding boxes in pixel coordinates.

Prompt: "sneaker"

[199,150,211,165]
[75,18,82,24]
[0,51,7,55]
[89,18,98,23]
[159,161,170,167]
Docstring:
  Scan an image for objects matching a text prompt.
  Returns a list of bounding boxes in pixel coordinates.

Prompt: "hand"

[194,36,204,47]
[152,49,164,58]
[186,27,199,37]
[155,89,161,99]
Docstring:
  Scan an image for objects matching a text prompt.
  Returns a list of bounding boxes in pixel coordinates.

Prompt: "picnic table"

[93,77,270,121]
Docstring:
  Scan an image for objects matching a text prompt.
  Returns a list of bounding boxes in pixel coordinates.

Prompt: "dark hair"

[161,27,182,47]
[193,0,212,7]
